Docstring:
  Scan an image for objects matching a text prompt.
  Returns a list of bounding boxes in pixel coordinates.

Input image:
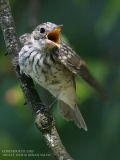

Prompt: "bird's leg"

[49,94,59,112]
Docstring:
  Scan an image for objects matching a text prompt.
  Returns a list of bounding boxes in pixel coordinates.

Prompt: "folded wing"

[53,42,106,99]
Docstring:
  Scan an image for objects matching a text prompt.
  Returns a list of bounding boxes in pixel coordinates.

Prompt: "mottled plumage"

[19,22,104,131]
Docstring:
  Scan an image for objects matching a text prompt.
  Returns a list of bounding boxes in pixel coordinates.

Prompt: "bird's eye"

[40,28,45,33]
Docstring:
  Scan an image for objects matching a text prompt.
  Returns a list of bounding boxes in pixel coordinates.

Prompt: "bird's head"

[20,22,63,51]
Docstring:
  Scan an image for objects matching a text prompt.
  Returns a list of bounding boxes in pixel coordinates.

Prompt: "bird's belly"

[35,63,73,96]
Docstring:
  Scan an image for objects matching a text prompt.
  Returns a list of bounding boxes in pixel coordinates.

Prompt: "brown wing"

[53,42,106,99]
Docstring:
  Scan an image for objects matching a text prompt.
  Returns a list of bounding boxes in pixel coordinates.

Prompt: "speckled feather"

[53,41,105,99]
[18,22,103,131]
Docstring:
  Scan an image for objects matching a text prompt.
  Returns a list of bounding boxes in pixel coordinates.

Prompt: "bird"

[19,22,104,131]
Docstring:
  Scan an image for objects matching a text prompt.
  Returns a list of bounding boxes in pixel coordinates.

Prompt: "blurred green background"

[0,0,120,160]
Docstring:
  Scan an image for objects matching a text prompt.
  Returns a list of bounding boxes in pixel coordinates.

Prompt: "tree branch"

[0,0,73,159]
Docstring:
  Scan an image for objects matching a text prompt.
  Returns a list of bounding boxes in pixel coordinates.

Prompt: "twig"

[0,0,73,159]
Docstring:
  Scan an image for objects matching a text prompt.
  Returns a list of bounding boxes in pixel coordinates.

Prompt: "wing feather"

[53,42,106,99]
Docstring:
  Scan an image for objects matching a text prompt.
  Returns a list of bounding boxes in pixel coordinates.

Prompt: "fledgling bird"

[19,22,104,131]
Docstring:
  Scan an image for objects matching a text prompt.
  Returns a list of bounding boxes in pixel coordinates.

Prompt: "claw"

[4,51,8,56]
[24,101,27,105]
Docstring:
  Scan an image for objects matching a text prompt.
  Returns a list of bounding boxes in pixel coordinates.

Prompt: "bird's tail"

[58,100,87,131]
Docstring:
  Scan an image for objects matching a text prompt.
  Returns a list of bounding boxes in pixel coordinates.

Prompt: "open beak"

[46,25,63,48]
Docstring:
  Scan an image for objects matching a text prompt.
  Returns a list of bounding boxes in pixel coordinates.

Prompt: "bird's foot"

[48,95,59,112]
[4,51,8,56]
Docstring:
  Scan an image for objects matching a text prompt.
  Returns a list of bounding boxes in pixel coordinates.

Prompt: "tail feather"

[58,100,87,131]
[73,105,87,131]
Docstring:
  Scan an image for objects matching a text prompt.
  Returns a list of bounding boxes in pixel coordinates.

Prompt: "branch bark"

[0,0,73,159]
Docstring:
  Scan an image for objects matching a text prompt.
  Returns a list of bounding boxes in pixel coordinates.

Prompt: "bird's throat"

[46,26,62,48]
